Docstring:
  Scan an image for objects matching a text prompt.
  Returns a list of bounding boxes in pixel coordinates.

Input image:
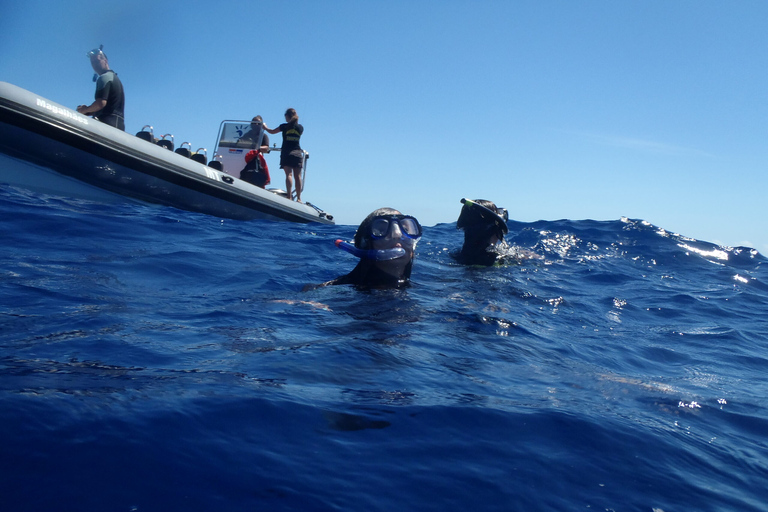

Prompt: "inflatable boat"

[0,81,334,224]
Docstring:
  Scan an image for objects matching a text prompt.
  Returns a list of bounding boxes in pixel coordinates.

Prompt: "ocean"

[1,182,766,512]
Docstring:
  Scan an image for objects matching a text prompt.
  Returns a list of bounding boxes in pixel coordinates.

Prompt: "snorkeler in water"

[456,198,509,266]
[318,207,422,289]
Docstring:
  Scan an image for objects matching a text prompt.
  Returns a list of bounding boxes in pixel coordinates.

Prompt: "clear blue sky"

[2,1,766,252]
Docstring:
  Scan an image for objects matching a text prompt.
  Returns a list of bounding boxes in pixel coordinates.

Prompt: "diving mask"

[87,45,104,59]
[369,215,422,240]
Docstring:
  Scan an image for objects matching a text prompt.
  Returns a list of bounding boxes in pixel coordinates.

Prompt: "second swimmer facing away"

[314,208,422,289]
[456,198,509,266]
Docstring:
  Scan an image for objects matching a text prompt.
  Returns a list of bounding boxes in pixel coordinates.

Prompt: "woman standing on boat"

[264,108,304,202]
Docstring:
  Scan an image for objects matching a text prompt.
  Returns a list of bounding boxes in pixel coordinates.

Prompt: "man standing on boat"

[239,116,270,153]
[77,45,125,131]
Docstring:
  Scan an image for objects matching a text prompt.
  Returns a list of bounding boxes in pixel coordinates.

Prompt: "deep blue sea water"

[1,182,767,512]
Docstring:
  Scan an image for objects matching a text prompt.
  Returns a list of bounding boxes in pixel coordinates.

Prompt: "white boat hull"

[0,82,333,224]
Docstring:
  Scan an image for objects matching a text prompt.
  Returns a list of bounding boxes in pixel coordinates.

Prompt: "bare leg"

[283,168,294,199]
[293,168,303,202]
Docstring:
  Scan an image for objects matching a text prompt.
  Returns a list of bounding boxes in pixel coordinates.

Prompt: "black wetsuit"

[458,224,502,266]
[323,260,412,289]
[94,70,125,130]
[458,244,499,266]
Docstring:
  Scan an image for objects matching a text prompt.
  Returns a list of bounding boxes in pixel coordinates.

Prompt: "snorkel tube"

[335,240,406,261]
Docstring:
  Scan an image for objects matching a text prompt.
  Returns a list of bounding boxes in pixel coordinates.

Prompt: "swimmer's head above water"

[457,198,509,266]
[324,207,422,288]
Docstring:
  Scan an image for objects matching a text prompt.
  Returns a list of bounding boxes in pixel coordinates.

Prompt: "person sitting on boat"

[264,108,304,203]
[456,198,509,266]
[238,116,270,152]
[310,208,422,289]
[240,149,270,189]
[76,45,125,131]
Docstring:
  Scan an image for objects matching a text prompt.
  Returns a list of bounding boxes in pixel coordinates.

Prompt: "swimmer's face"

[371,221,414,251]
[369,215,420,277]
[90,54,107,74]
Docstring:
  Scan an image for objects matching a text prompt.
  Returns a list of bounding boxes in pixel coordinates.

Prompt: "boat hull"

[0,82,333,224]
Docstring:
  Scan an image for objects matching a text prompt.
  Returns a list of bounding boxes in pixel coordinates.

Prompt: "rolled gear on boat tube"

[240,150,270,188]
